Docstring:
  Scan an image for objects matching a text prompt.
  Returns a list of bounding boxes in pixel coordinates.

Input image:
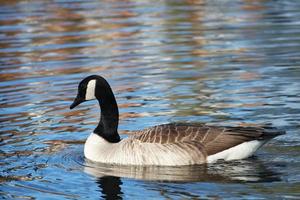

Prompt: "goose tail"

[260,126,286,140]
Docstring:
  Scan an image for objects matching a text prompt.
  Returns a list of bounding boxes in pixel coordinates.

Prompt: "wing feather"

[131,123,285,156]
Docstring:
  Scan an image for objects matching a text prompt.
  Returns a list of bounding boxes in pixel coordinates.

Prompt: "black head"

[70,75,108,109]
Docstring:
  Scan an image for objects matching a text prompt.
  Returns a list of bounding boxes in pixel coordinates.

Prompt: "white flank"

[84,134,269,166]
[85,79,96,100]
[207,140,267,163]
[84,133,205,166]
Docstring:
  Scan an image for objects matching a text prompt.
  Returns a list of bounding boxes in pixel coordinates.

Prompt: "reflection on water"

[97,176,123,200]
[1,0,300,199]
[88,158,282,199]
[85,158,280,183]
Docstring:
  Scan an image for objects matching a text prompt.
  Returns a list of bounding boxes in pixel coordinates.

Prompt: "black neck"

[93,80,120,143]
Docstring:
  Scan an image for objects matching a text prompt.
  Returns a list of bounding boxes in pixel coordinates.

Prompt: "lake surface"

[1,0,300,199]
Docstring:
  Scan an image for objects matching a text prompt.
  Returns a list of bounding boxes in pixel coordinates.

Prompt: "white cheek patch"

[85,79,96,100]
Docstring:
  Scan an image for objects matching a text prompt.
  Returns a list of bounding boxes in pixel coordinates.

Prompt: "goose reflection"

[86,157,280,183]
[96,176,123,200]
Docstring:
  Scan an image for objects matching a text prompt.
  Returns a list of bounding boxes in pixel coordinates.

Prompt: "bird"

[70,75,285,166]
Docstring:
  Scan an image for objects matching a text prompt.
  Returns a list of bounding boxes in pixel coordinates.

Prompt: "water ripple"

[0,0,299,199]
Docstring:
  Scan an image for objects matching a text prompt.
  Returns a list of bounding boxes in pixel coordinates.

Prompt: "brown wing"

[131,123,285,156]
[132,123,209,144]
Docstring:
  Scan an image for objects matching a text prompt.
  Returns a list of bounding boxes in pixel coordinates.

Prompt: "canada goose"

[70,75,285,166]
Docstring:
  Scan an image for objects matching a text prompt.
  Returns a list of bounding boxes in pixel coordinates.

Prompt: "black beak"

[70,96,84,109]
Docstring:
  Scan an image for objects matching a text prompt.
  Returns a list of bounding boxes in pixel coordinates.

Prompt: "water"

[0,0,299,199]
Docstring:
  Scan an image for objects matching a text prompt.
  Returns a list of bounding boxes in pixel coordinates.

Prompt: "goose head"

[70,75,115,109]
[70,75,98,109]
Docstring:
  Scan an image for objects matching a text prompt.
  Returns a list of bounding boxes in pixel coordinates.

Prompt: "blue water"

[0,0,299,199]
